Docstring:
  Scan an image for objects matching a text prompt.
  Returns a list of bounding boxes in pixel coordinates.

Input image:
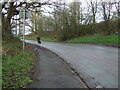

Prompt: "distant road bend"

[25,40,119,88]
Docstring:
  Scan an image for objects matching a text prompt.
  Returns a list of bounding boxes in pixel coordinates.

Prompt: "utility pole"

[16,2,17,36]
[16,15,17,36]
[20,8,30,51]
[23,9,26,51]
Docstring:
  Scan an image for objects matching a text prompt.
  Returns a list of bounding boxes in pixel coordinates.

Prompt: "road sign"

[19,8,30,51]
[19,9,30,20]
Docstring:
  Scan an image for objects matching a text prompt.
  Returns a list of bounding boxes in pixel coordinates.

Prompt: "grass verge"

[67,34,119,45]
[19,37,57,42]
[19,34,119,46]
[2,38,35,88]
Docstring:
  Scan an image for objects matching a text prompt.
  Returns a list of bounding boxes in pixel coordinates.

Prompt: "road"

[25,40,118,88]
[28,45,86,88]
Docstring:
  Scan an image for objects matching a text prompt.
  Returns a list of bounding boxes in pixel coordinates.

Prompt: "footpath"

[27,45,86,88]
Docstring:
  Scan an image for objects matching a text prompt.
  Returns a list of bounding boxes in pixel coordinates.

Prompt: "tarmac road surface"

[28,45,86,88]
[25,40,119,88]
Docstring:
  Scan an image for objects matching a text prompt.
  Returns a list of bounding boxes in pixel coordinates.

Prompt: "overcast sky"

[1,0,119,22]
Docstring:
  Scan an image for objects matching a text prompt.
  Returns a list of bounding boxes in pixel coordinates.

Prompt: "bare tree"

[87,0,98,23]
[114,1,120,32]
[100,1,113,34]
[1,0,56,39]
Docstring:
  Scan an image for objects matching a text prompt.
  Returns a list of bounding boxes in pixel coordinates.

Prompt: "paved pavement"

[25,40,119,88]
[28,45,86,88]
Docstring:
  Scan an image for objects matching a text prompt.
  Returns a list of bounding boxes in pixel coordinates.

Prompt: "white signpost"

[19,9,30,51]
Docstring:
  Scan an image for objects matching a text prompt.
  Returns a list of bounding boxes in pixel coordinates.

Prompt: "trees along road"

[25,40,119,88]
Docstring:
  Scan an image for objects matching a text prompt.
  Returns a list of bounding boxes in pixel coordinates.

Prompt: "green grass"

[67,34,119,45]
[19,37,57,42]
[2,39,35,88]
[19,37,36,40]
[19,34,119,45]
